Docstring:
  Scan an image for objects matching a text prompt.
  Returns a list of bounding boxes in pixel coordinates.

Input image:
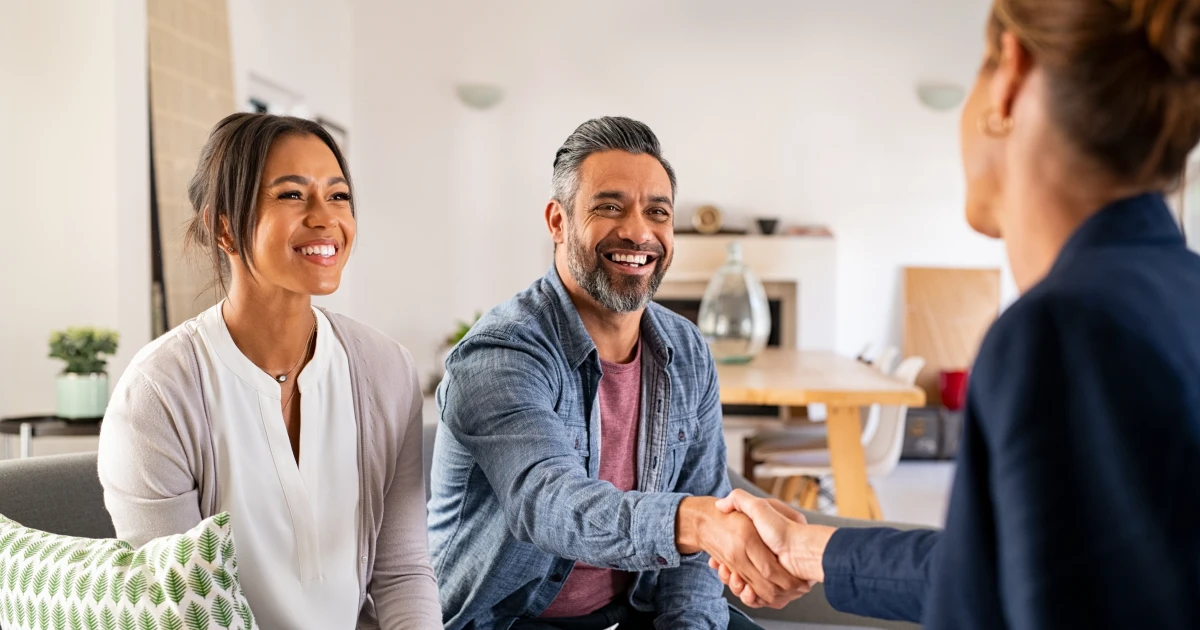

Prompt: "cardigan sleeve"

[365,346,442,628]
[97,367,204,548]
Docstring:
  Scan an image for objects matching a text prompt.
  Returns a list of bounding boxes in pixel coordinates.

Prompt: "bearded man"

[428,117,804,630]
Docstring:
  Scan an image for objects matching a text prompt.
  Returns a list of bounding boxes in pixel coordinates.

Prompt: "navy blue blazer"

[822,194,1200,628]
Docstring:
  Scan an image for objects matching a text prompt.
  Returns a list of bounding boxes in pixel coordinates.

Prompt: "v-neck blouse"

[194,302,360,628]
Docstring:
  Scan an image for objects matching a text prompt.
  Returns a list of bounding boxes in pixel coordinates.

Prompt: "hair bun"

[1135,0,1200,77]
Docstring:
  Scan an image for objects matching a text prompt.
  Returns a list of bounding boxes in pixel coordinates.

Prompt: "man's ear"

[546,199,568,245]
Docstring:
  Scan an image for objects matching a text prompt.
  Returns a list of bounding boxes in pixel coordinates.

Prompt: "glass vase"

[698,241,771,364]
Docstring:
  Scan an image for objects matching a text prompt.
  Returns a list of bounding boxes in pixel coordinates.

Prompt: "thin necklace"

[280,317,317,413]
[275,315,317,384]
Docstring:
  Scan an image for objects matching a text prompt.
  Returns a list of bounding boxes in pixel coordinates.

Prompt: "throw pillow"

[0,512,257,630]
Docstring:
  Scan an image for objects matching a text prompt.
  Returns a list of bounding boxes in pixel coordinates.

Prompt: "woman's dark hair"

[185,112,354,292]
[988,0,1200,188]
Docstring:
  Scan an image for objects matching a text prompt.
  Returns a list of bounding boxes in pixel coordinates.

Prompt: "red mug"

[939,369,969,411]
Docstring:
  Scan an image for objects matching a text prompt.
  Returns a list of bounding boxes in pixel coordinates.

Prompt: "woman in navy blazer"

[713,1,1200,628]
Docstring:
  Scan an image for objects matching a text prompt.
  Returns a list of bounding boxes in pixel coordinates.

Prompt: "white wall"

[0,1,150,432]
[227,0,357,314]
[348,0,1016,385]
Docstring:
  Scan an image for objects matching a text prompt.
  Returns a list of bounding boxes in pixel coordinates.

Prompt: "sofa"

[0,452,920,630]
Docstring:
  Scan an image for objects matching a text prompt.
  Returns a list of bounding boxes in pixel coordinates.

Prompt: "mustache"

[595,238,665,258]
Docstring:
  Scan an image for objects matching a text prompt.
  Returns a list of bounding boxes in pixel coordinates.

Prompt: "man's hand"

[706,489,837,608]
[676,496,810,609]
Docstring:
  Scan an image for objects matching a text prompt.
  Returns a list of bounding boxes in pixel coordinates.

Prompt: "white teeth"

[299,245,336,257]
[611,253,649,265]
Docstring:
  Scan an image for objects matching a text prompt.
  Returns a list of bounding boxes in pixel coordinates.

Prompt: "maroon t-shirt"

[541,343,642,618]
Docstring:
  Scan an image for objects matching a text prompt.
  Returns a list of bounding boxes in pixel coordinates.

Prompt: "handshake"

[677,489,839,609]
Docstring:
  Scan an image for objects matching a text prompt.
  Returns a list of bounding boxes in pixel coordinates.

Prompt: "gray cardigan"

[97,309,441,629]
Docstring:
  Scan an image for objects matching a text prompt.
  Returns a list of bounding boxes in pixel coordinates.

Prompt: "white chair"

[873,346,899,376]
[858,345,898,445]
[754,356,926,519]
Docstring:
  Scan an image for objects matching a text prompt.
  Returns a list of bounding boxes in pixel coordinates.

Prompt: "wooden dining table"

[717,349,926,519]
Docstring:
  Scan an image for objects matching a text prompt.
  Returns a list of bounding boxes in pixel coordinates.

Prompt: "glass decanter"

[697,241,772,364]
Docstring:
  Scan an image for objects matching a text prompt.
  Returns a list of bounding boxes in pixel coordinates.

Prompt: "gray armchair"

[0,452,114,540]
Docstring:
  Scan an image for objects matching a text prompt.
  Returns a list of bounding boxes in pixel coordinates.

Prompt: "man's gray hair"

[551,116,677,213]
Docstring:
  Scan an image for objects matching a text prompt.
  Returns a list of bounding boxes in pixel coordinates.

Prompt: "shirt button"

[360,556,367,563]
[656,556,668,566]
[678,430,686,441]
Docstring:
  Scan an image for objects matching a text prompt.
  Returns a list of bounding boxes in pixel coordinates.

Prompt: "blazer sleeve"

[97,367,203,547]
[821,526,941,622]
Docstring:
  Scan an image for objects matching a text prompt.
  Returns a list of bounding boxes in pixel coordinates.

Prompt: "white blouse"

[193,303,361,628]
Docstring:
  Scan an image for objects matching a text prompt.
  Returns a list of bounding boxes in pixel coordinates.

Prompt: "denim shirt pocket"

[664,414,699,490]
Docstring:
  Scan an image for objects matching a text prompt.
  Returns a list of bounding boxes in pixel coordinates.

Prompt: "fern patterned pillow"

[0,512,257,630]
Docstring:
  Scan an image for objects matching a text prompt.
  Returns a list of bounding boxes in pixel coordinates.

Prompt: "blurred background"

[4,0,1200,527]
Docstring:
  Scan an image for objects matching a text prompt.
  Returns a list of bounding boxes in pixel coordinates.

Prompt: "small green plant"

[444,312,482,348]
[48,327,119,375]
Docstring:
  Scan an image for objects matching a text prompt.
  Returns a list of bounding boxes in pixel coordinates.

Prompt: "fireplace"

[655,233,838,421]
[661,234,836,350]
[654,280,798,417]
[653,280,797,349]
[656,298,785,347]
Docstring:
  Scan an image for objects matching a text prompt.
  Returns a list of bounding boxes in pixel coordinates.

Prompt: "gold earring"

[978,107,1014,138]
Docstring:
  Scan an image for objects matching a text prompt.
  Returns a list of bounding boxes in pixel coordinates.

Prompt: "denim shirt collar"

[543,265,674,371]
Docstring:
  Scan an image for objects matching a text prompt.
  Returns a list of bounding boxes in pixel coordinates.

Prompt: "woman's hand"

[707,489,837,608]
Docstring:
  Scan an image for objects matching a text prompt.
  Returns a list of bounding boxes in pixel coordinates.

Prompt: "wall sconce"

[916,82,966,111]
[456,83,505,110]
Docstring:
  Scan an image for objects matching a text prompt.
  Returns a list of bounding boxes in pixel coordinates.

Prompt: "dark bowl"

[756,218,779,235]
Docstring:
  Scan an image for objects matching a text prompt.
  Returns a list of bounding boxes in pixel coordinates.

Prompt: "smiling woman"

[96,113,442,629]
[185,115,355,298]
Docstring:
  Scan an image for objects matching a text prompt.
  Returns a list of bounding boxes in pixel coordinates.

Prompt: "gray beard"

[565,230,668,314]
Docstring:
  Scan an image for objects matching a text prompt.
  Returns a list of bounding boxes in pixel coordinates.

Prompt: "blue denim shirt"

[429,266,732,629]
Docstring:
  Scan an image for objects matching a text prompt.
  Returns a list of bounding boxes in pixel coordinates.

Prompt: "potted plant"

[49,327,119,419]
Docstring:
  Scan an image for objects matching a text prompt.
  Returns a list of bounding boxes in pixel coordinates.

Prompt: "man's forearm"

[675,496,714,554]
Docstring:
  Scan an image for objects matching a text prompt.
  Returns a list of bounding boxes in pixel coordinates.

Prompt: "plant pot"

[56,373,109,420]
